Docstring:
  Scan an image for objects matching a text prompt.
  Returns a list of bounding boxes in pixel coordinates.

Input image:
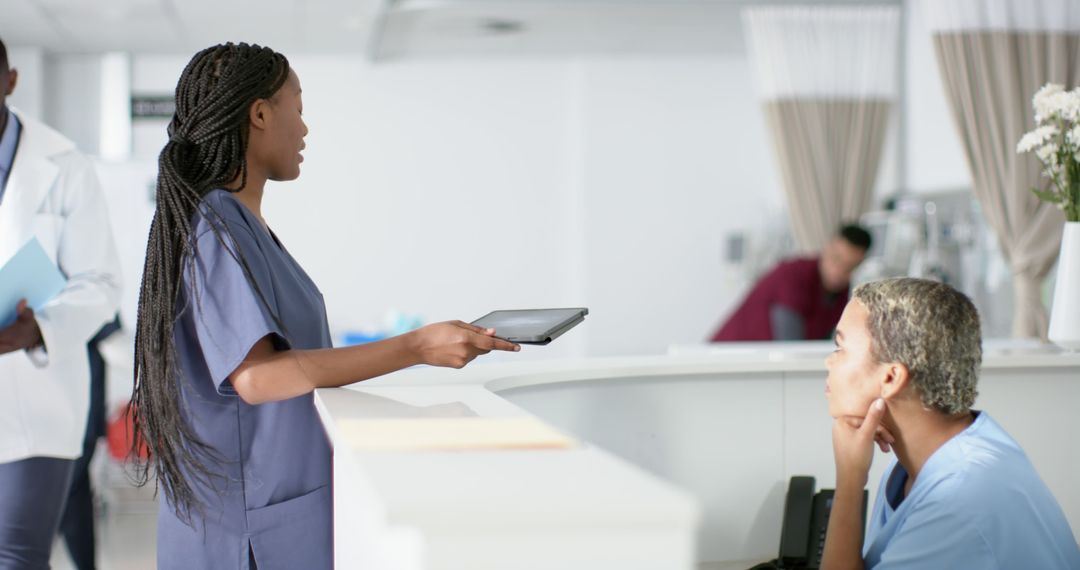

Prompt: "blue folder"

[0,238,67,328]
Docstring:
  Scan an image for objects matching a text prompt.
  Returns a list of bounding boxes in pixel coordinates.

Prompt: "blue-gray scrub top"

[157,189,333,570]
[863,411,1080,568]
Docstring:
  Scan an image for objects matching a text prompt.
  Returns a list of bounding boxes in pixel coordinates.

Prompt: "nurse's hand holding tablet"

[409,320,520,368]
[408,307,589,366]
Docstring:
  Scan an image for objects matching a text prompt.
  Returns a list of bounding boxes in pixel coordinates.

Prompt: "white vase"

[1048,222,1080,351]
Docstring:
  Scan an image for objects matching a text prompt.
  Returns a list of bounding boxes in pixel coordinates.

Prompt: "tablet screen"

[472,308,588,343]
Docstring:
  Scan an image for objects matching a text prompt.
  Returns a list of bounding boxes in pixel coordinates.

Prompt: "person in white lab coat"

[0,38,121,569]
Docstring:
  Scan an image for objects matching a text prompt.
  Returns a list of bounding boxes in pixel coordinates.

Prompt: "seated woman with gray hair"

[821,277,1079,569]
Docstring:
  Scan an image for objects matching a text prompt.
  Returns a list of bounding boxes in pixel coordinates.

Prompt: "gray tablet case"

[471,308,589,345]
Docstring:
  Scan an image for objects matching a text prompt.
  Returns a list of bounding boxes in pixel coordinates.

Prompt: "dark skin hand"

[0,299,44,355]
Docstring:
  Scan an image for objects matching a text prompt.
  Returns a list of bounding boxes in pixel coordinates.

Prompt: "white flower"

[1017,134,1035,154]
[1044,163,1062,178]
[1034,83,1066,120]
[1067,125,1080,148]
[1050,92,1075,121]
[1034,83,1064,100]
[1060,91,1080,121]
[1068,89,1080,123]
[1035,91,1080,124]
[1036,142,1059,163]
[1017,125,1059,153]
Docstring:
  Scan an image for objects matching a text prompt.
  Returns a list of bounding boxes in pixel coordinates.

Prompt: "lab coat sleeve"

[31,154,122,367]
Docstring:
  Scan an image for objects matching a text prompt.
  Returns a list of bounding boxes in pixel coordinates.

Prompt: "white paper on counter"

[339,417,578,451]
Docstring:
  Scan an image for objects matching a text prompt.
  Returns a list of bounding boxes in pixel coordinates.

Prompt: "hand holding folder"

[0,238,67,329]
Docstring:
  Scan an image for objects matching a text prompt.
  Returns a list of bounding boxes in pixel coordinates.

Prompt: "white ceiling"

[0,0,899,59]
[1,0,379,54]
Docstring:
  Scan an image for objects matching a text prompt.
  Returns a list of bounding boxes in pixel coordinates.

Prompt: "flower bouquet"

[1017,83,1080,221]
[1018,83,1080,349]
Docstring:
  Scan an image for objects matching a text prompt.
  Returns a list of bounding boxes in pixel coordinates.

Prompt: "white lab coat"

[0,109,121,464]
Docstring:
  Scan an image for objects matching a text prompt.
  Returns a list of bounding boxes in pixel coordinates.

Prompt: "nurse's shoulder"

[916,413,1079,567]
[192,189,262,244]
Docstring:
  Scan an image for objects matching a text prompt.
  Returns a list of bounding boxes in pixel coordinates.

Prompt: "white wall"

[903,0,972,193]
[45,55,105,155]
[5,46,45,119]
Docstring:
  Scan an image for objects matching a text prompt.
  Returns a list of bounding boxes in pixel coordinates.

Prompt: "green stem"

[1057,119,1080,221]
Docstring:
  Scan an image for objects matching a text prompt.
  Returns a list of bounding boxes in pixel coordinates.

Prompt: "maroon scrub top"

[711,256,848,341]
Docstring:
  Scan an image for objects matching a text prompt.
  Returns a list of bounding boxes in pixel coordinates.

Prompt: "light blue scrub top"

[158,189,333,570]
[863,411,1080,569]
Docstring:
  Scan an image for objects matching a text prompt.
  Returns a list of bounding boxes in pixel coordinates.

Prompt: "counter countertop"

[344,339,1080,393]
[315,339,1078,568]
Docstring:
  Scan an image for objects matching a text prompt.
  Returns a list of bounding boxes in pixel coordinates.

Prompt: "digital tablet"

[471,308,589,345]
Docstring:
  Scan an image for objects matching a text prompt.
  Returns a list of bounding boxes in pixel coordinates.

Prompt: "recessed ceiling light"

[480,19,525,35]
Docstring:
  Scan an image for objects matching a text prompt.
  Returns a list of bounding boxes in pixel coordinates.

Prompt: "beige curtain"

[933,32,1079,338]
[763,98,892,251]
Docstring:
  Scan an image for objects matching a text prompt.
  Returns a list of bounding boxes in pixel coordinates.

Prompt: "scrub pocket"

[246,485,332,570]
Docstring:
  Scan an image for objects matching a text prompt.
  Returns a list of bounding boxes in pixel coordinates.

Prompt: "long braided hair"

[131,43,290,523]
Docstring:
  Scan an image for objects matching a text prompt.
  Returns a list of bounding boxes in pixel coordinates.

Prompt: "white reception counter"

[315,340,1080,568]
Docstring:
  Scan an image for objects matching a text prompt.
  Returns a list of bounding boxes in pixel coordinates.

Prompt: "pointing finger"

[454,321,496,336]
[859,399,887,439]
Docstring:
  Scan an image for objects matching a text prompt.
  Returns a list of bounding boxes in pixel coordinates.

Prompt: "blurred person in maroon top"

[711,225,872,342]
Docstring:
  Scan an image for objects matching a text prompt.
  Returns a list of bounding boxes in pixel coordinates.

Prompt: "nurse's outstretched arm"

[227,321,519,405]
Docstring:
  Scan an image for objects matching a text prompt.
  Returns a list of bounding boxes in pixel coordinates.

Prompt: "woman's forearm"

[228,321,517,405]
[230,333,421,404]
[820,479,867,570]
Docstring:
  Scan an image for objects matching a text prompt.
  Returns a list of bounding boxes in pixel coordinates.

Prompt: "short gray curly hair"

[852,278,981,415]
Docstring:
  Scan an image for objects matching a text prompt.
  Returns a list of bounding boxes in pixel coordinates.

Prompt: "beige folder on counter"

[340,417,577,451]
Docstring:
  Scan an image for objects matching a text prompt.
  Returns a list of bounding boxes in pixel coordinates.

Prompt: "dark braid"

[130,43,289,524]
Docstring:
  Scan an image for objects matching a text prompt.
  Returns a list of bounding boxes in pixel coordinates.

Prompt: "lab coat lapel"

[0,109,67,262]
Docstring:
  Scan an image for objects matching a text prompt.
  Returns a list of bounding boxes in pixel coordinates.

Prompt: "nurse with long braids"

[131,43,519,569]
